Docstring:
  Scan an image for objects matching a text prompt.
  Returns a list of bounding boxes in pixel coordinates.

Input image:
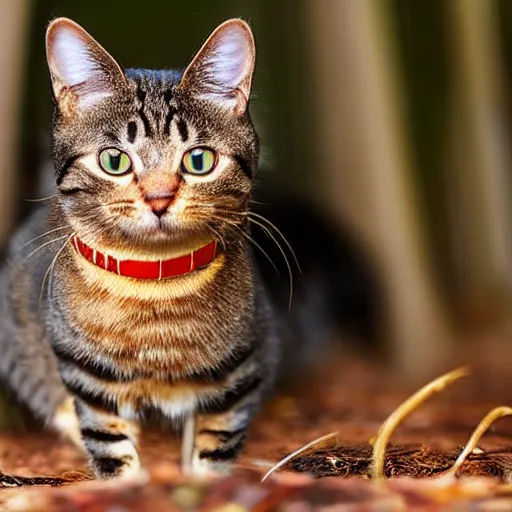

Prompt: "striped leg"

[74,399,141,479]
[191,370,263,475]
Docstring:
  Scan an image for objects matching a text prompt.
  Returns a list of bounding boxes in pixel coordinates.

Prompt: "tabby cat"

[0,17,281,479]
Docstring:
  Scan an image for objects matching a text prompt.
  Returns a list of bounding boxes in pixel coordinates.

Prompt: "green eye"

[182,148,217,175]
[99,148,132,175]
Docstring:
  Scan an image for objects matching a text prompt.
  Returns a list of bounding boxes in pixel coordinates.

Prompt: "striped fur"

[0,18,283,479]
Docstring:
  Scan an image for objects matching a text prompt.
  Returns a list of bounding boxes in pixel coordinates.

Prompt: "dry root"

[261,432,339,482]
[442,406,512,479]
[259,366,512,486]
[370,366,470,480]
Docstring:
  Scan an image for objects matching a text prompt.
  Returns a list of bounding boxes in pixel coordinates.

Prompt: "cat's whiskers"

[99,200,136,207]
[245,212,301,273]
[194,205,297,309]
[71,212,122,245]
[243,212,298,310]
[186,209,235,246]
[25,194,57,203]
[76,200,136,211]
[193,211,280,277]
[21,226,70,249]
[231,209,301,309]
[23,234,71,263]
[246,217,294,310]
[40,233,76,304]
[203,225,228,253]
[228,223,280,276]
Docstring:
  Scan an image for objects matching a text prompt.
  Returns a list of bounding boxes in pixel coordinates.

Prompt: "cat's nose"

[147,196,174,218]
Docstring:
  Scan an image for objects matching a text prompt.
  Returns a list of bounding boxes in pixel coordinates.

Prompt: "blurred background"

[2,0,512,386]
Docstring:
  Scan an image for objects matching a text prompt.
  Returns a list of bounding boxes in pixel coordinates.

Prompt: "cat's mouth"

[71,235,218,280]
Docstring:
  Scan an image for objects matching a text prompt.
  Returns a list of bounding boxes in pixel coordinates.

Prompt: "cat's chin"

[89,236,216,262]
[70,221,216,262]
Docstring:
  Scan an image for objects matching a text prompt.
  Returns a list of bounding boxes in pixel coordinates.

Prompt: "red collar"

[72,236,217,280]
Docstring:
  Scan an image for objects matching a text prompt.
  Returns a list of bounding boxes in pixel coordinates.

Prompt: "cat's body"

[0,18,283,478]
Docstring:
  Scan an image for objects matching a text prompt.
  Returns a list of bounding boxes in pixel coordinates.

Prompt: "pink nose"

[147,196,174,218]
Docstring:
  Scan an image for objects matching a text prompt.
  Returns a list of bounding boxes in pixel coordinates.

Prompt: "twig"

[261,432,338,483]
[371,366,470,480]
[443,405,512,479]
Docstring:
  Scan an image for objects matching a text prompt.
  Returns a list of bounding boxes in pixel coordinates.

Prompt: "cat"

[0,16,280,479]
[0,16,381,480]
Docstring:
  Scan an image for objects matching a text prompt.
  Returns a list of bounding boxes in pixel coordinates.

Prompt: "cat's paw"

[92,454,143,481]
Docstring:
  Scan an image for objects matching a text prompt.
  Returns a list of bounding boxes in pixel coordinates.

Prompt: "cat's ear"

[180,19,255,115]
[46,18,127,110]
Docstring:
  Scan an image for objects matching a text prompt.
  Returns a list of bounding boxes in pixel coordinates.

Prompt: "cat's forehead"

[112,69,234,149]
[125,68,183,99]
[125,68,183,131]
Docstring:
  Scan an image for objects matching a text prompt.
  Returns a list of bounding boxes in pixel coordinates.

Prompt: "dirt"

[2,351,512,510]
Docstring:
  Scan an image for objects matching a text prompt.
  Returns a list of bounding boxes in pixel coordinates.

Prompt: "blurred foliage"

[393,0,452,294]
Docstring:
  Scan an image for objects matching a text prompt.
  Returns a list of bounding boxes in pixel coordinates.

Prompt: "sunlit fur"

[0,18,281,479]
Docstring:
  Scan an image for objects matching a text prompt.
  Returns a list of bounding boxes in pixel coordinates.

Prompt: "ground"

[2,349,512,510]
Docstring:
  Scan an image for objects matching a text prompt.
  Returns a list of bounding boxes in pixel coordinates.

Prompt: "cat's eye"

[98,148,132,175]
[182,148,217,176]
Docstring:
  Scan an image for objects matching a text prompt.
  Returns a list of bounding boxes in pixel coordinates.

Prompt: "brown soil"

[2,351,512,510]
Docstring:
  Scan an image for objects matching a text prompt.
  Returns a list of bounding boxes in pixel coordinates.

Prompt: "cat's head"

[46,17,258,258]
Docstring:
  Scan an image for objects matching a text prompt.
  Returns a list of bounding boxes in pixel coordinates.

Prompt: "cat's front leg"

[189,368,264,476]
[74,399,141,479]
